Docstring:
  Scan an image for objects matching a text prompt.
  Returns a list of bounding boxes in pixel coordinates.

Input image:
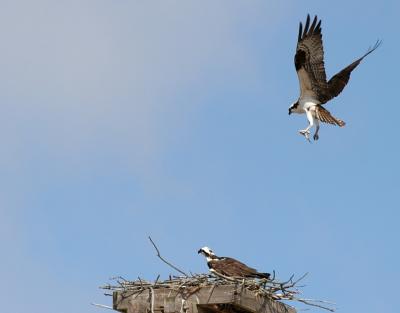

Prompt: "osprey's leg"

[299,109,314,142]
[313,119,320,141]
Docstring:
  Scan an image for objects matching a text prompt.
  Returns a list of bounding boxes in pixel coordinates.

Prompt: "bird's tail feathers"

[316,106,346,127]
[256,272,271,279]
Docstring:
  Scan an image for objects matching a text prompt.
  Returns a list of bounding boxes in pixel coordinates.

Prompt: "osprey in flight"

[288,15,381,141]
[198,246,270,279]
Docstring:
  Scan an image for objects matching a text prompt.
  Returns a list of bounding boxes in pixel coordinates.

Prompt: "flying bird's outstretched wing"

[323,40,382,103]
[295,15,382,105]
[295,15,327,100]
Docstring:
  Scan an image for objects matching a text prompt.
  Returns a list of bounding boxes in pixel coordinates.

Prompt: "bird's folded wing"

[212,257,258,277]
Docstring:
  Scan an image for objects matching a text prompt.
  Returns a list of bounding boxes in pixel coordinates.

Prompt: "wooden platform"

[113,284,296,313]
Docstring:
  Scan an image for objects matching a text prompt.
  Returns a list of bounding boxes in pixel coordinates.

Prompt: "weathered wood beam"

[113,285,295,313]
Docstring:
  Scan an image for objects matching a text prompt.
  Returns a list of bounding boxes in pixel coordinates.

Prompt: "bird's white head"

[198,246,215,258]
[288,101,299,115]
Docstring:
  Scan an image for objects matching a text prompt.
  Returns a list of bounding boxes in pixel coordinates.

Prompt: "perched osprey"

[198,246,270,279]
[288,14,381,141]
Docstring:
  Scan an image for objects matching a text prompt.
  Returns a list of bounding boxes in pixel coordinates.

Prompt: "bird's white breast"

[295,97,318,114]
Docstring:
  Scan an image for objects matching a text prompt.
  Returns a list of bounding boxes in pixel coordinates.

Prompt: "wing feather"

[210,258,260,278]
[294,15,327,99]
[321,40,382,103]
[302,14,311,38]
[298,22,303,42]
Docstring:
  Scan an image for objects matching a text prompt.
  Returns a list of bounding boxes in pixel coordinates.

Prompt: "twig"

[154,274,161,286]
[270,270,276,281]
[149,287,155,313]
[206,284,217,303]
[148,236,188,277]
[138,277,144,288]
[293,272,309,285]
[91,303,114,310]
[297,298,336,305]
[296,299,336,312]
[210,270,240,282]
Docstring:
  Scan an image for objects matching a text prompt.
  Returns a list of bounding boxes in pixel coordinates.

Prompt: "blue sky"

[0,1,399,312]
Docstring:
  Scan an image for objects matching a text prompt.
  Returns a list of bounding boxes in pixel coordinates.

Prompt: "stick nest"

[100,273,335,312]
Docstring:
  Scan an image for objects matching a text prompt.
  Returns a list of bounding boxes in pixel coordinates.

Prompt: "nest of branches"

[96,237,335,312]
[100,272,334,312]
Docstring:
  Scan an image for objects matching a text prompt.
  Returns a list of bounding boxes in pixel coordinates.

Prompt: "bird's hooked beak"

[288,108,292,115]
[197,249,202,254]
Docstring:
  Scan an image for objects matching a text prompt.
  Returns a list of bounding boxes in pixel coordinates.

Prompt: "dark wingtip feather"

[315,20,322,34]
[362,39,382,59]
[298,22,303,42]
[371,39,382,52]
[300,14,321,39]
[303,14,311,38]
[309,15,318,34]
